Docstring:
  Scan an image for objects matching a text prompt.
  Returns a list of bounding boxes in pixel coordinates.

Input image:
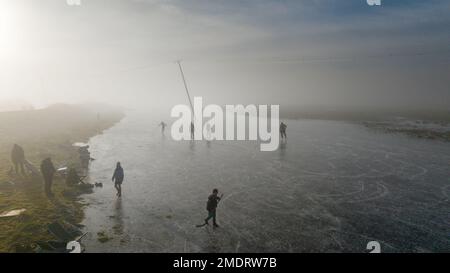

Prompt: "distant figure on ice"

[40,158,56,197]
[190,122,195,140]
[159,121,167,135]
[280,122,287,140]
[205,122,212,141]
[11,144,26,175]
[112,162,124,197]
[197,189,223,228]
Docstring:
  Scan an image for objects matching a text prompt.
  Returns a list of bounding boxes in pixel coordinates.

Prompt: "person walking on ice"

[112,162,124,197]
[159,121,167,135]
[280,122,287,141]
[197,189,223,228]
[190,122,195,140]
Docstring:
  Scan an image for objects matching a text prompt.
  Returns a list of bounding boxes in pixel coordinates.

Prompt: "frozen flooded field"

[81,112,450,253]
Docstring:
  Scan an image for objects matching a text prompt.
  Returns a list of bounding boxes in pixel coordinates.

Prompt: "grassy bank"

[0,104,124,252]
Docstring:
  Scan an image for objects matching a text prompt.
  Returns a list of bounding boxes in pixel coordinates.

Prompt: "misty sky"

[0,0,449,112]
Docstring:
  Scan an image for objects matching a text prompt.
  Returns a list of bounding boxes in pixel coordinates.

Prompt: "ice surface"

[81,112,450,253]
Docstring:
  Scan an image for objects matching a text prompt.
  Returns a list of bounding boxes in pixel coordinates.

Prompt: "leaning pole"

[176,60,195,120]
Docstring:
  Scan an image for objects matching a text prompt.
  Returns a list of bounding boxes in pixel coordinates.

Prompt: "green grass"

[0,104,124,252]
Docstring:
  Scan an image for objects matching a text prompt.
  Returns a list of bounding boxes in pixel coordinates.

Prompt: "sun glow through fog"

[0,1,32,105]
[0,1,25,60]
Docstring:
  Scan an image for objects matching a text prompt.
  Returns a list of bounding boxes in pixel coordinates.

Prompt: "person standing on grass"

[11,144,26,175]
[112,162,124,197]
[40,157,56,197]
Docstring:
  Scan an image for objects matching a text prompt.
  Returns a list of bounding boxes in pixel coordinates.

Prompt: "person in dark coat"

[11,144,26,175]
[190,122,195,140]
[280,122,287,140]
[204,189,223,228]
[40,158,56,197]
[159,121,167,135]
[112,162,124,197]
